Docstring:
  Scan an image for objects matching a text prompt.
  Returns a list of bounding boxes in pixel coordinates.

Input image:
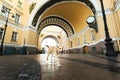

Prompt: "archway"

[27,0,100,53]
[39,25,66,49]
[30,0,98,27]
[41,35,59,47]
[38,16,74,37]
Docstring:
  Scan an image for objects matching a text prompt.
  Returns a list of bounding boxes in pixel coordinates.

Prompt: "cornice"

[14,7,23,15]
[96,8,114,16]
[2,0,13,9]
[22,25,37,33]
[0,16,23,30]
[68,27,89,40]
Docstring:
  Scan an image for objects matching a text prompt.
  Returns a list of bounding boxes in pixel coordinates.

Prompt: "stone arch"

[38,16,74,37]
[29,0,100,27]
[41,35,59,45]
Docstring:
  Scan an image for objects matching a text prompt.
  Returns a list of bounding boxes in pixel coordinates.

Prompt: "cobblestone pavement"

[0,55,41,80]
[1,53,120,80]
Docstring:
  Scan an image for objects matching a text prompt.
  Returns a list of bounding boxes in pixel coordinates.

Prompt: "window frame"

[15,13,20,23]
[17,1,22,8]
[11,31,18,42]
[0,28,4,40]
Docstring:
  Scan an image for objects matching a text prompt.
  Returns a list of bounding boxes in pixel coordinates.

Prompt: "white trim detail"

[24,44,37,47]
[22,25,37,33]
[1,43,21,47]
[0,18,22,30]
[0,43,37,48]
[114,0,120,11]
[28,0,49,25]
[68,27,89,39]
[66,38,120,50]
[96,8,114,16]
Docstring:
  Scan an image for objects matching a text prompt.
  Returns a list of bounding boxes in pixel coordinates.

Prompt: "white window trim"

[15,13,21,23]
[11,31,18,42]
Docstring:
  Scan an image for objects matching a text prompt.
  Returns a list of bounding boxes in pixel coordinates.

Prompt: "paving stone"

[0,55,41,80]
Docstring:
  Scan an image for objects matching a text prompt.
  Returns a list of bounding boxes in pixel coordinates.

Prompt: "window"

[15,14,20,23]
[0,28,4,39]
[17,1,22,8]
[1,5,10,18]
[11,31,18,41]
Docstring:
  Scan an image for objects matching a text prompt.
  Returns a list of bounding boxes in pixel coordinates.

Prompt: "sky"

[41,38,57,48]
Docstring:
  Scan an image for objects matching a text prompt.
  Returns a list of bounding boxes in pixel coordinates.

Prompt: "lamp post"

[0,9,15,55]
[100,0,118,56]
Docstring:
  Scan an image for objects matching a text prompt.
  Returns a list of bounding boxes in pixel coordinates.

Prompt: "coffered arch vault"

[38,16,74,37]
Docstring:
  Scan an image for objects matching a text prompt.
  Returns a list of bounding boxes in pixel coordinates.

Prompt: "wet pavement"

[0,55,41,80]
[0,53,120,80]
[41,53,120,80]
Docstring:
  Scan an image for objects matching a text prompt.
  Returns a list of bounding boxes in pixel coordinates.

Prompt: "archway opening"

[41,38,57,48]
[39,25,68,50]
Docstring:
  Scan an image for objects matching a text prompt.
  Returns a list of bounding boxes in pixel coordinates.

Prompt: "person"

[46,45,61,67]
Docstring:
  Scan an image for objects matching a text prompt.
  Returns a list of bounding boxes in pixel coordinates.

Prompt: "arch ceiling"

[38,16,74,37]
[41,35,59,44]
[32,0,95,37]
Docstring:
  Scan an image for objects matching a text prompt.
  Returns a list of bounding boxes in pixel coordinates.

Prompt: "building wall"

[60,0,120,54]
[0,0,38,54]
[27,29,38,47]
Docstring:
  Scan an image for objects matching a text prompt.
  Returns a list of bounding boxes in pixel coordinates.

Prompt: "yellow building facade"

[0,0,119,55]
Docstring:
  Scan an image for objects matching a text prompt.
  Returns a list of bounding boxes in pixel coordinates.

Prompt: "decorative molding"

[0,43,37,48]
[0,16,38,33]
[41,30,61,35]
[66,37,120,50]
[38,16,74,37]
[114,0,120,11]
[24,44,37,47]
[68,27,89,39]
[29,25,37,32]
[96,8,114,16]
[2,0,13,9]
[14,7,23,15]
[22,25,37,33]
[0,16,22,30]
[1,43,21,47]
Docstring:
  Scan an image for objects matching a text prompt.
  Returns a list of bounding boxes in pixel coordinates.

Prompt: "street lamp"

[100,0,118,56]
[0,9,15,55]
